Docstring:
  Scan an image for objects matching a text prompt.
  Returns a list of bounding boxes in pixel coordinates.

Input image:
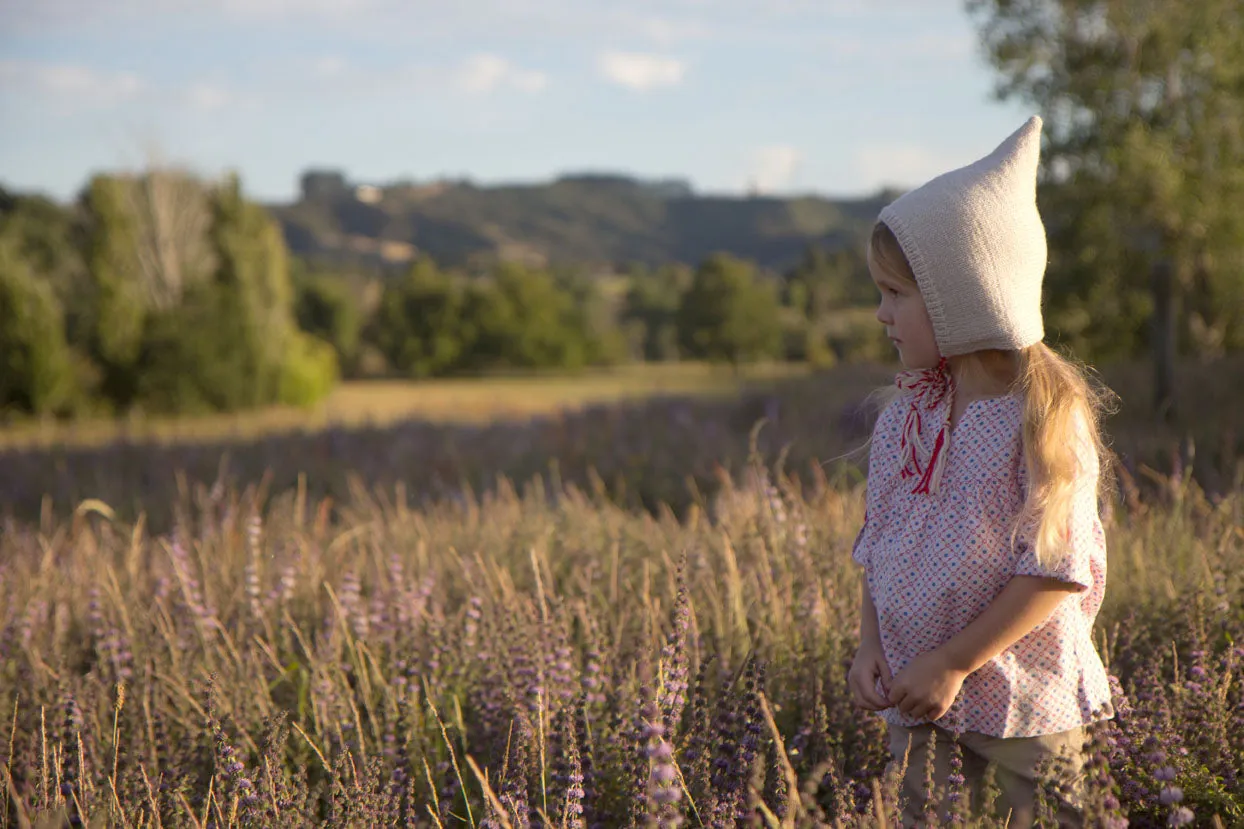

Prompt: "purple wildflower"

[1168,806,1194,826]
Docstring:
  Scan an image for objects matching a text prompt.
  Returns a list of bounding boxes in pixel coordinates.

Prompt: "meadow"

[1,358,1242,828]
[0,363,811,451]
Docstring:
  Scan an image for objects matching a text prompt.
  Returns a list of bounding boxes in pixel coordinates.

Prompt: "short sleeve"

[1013,425,1102,591]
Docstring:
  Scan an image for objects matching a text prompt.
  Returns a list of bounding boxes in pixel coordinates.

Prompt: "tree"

[208,173,298,407]
[553,267,629,367]
[294,269,362,374]
[134,280,258,413]
[131,171,325,414]
[0,232,78,415]
[0,172,330,415]
[82,175,148,405]
[1034,178,1153,362]
[622,263,691,361]
[0,188,86,310]
[278,330,340,408]
[967,0,1244,416]
[465,263,589,371]
[371,259,472,378]
[783,245,876,366]
[122,167,215,311]
[676,253,783,367]
[784,245,872,319]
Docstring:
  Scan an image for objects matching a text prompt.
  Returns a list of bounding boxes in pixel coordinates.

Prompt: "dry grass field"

[0,362,809,450]
[1,355,1242,826]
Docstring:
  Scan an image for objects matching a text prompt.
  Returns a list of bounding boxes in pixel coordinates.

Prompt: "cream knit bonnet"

[878,115,1047,357]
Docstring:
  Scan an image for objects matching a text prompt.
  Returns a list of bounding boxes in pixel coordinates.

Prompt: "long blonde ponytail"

[1015,342,1116,568]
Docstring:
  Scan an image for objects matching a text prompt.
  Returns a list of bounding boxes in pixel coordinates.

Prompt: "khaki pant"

[887,724,1086,828]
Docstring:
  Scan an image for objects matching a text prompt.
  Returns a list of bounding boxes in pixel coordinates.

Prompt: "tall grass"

[1,356,1241,826]
[1,450,1241,827]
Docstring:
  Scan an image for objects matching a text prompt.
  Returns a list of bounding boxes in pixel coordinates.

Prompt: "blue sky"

[0,0,1034,204]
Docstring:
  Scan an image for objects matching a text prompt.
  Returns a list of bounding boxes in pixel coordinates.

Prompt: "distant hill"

[267,170,901,272]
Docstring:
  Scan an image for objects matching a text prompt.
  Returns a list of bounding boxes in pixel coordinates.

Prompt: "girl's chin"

[899,355,940,371]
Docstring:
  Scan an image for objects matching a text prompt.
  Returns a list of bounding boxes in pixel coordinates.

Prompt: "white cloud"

[455,54,547,95]
[747,145,803,193]
[218,0,376,19]
[0,58,263,119]
[597,51,685,91]
[314,56,348,78]
[0,60,143,109]
[458,54,507,93]
[632,14,709,45]
[509,68,549,93]
[186,82,233,112]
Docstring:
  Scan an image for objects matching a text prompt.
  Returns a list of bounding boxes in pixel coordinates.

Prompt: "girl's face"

[869,263,940,370]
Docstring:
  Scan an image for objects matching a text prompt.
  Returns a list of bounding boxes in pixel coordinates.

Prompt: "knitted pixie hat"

[878,116,1048,357]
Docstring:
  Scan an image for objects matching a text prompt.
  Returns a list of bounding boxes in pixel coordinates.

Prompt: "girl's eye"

[886,287,900,297]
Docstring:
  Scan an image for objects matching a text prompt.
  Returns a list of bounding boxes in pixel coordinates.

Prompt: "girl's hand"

[848,643,893,711]
[887,649,968,721]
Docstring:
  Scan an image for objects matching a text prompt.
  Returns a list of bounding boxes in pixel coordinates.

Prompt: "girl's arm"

[859,579,884,652]
[939,574,1079,674]
[886,575,1079,720]
[848,580,893,711]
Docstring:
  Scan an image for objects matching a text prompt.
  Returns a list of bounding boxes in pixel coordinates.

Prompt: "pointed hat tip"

[1014,115,1043,143]
[994,115,1043,162]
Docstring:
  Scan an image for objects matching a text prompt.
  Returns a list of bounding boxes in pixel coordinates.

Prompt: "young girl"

[848,116,1115,828]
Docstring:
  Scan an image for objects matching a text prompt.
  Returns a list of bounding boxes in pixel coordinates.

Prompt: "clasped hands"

[847,643,967,722]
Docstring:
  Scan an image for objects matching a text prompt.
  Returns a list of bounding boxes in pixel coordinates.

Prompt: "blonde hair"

[868,222,1116,568]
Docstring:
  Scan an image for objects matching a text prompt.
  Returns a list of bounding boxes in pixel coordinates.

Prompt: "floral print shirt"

[852,388,1114,738]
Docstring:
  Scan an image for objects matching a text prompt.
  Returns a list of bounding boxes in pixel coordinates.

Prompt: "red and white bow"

[894,357,954,496]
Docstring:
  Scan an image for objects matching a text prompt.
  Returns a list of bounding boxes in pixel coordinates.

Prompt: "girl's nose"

[875,303,892,325]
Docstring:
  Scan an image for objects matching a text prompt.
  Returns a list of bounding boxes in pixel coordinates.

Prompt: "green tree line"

[3,153,1242,422]
[0,171,887,418]
[294,246,885,382]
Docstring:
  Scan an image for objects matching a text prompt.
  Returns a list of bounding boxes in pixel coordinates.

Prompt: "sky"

[0,0,1035,205]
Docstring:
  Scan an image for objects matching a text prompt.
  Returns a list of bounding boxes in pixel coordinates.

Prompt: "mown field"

[0,363,811,451]
[1,357,1242,827]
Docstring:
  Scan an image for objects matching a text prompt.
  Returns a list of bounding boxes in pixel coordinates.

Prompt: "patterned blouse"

[852,384,1114,738]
